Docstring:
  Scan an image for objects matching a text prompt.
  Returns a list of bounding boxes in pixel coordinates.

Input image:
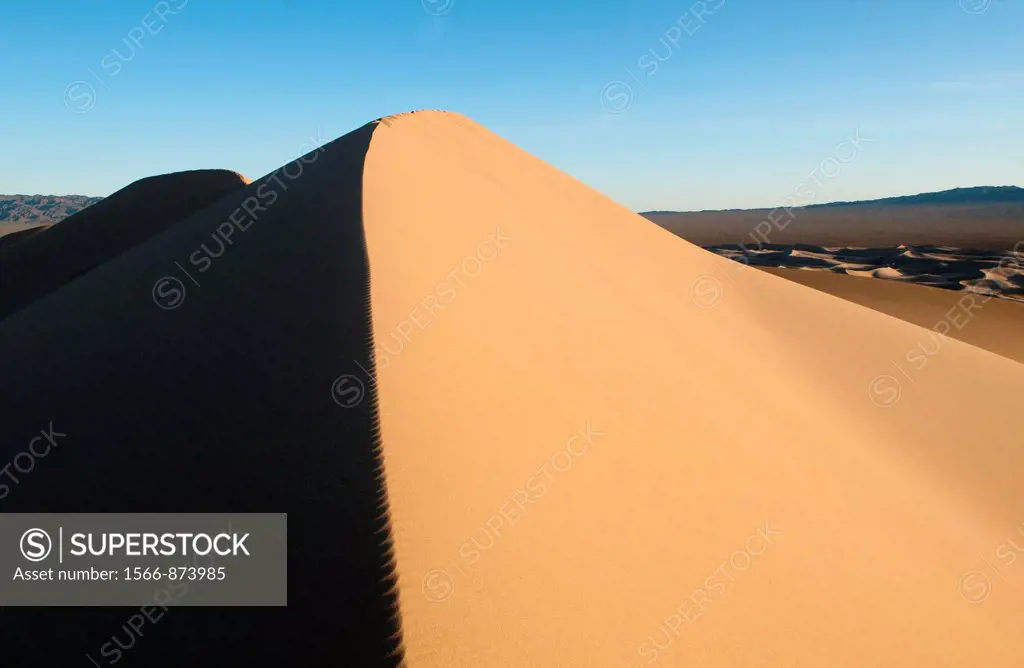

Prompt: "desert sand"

[0,222,50,253]
[0,221,50,240]
[360,111,1024,667]
[761,266,1024,364]
[709,243,1024,303]
[1,111,1023,666]
[0,169,248,319]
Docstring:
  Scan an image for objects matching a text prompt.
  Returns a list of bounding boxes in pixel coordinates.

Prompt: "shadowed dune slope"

[362,112,1024,666]
[0,222,51,239]
[0,126,403,666]
[761,266,1024,364]
[2,111,1023,667]
[0,169,249,320]
[0,222,51,251]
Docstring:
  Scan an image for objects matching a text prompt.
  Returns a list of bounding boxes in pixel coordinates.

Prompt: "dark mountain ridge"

[0,194,103,223]
[642,185,1024,215]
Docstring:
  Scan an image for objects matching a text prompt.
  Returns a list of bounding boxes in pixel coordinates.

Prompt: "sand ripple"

[709,243,1024,302]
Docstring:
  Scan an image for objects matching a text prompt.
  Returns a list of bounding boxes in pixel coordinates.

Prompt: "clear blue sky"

[2,0,1021,210]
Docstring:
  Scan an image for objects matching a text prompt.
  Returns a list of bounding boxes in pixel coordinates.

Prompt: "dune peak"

[2,112,1023,667]
[0,167,249,319]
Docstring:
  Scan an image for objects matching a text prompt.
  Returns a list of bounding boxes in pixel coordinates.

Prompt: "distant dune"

[0,169,248,319]
[709,243,1024,303]
[2,112,1023,667]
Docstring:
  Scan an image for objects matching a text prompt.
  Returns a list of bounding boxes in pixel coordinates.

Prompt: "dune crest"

[1,111,1022,666]
[0,168,248,319]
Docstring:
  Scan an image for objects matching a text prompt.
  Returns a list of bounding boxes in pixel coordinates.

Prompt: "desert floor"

[761,266,1024,364]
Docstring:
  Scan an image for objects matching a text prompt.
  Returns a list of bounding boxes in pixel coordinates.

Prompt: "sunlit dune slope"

[761,266,1024,364]
[1,111,1022,667]
[363,111,1024,667]
[0,169,248,320]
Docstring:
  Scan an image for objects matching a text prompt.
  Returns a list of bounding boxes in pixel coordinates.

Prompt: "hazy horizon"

[5,183,1022,216]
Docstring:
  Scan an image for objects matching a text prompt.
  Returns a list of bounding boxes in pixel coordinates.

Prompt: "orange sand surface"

[762,266,1024,365]
[364,112,1024,666]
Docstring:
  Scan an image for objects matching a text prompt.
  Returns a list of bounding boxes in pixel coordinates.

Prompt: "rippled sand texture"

[710,243,1024,302]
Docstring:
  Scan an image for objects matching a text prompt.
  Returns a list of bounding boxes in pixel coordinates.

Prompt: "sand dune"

[0,222,51,252]
[0,221,50,240]
[364,112,1024,667]
[2,111,1023,666]
[0,126,394,665]
[710,243,1024,303]
[761,266,1024,364]
[0,169,248,319]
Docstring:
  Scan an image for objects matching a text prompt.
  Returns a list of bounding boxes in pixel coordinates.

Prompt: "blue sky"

[1,0,1021,210]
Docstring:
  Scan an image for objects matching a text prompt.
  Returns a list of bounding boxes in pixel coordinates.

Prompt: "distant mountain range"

[4,186,1022,226]
[0,194,103,224]
[642,186,1024,215]
[803,186,1024,209]
[641,186,1024,250]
